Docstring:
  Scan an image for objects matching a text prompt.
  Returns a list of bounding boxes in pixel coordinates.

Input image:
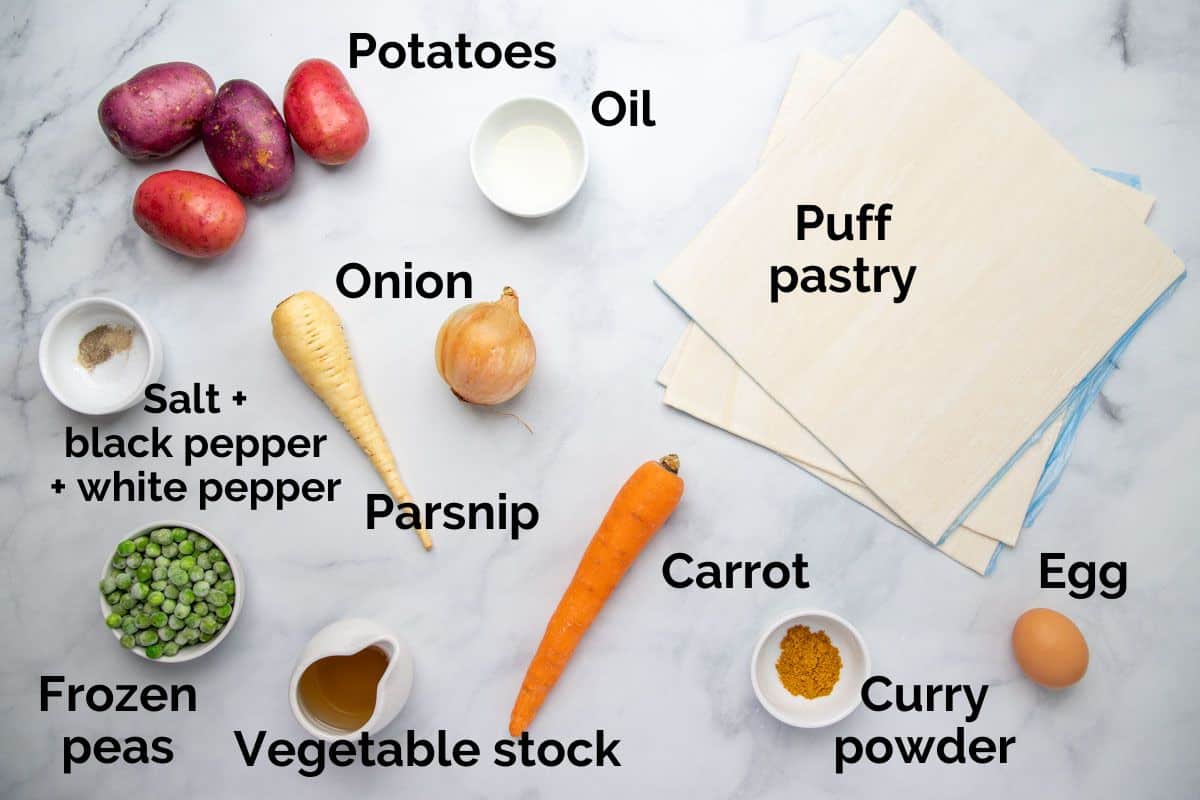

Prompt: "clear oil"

[297,645,389,732]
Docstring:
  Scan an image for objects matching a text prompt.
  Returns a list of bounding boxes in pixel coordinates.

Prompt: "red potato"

[99,62,215,159]
[202,80,295,201]
[133,170,246,258]
[283,59,369,165]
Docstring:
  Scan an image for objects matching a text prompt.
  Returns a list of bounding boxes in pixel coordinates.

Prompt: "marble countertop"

[1,0,1197,797]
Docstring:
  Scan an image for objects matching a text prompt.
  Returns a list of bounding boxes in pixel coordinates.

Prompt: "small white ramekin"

[470,96,589,218]
[750,608,871,728]
[39,296,162,415]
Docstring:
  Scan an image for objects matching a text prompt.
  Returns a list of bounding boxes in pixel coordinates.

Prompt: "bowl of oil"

[470,96,588,218]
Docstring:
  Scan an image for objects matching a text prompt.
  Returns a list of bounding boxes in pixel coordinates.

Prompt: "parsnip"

[272,291,431,550]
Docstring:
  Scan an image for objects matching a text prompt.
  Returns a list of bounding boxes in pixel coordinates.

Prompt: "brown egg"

[1011,608,1089,688]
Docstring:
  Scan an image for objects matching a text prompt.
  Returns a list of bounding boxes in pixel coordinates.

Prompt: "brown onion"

[434,287,536,405]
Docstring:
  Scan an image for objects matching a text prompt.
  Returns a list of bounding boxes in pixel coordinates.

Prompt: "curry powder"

[775,624,842,698]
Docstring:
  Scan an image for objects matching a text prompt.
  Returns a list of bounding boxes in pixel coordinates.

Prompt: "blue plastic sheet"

[941,169,1184,573]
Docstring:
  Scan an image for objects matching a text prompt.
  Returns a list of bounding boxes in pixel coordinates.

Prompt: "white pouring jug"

[289,618,414,739]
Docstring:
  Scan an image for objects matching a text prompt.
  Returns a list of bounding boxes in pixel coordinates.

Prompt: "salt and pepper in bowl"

[39,296,162,416]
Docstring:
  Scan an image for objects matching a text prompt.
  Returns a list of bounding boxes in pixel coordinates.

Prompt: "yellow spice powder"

[775,624,842,698]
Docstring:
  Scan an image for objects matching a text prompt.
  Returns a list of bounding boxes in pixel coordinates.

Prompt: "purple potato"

[98,62,216,160]
[202,79,295,202]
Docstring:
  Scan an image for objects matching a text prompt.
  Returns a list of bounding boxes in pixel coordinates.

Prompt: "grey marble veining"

[1,0,1197,797]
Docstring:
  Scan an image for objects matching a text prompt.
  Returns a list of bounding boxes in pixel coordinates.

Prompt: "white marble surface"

[1,0,1197,796]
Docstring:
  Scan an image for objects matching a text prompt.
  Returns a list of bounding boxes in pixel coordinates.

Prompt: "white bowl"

[40,296,162,415]
[99,520,244,663]
[470,96,588,218]
[750,609,870,728]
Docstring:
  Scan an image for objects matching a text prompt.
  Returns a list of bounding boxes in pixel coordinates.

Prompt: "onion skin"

[435,287,536,405]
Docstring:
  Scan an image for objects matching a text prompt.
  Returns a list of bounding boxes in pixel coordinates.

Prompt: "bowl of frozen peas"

[98,521,243,662]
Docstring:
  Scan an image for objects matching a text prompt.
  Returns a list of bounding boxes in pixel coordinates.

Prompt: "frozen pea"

[217,580,235,596]
[175,629,193,645]
[111,554,126,568]
[129,552,145,567]
[178,540,194,556]
[168,616,184,631]
[173,603,191,619]
[157,626,175,641]
[114,572,132,590]
[136,564,152,582]
[193,602,208,617]
[155,555,170,568]
[161,544,178,558]
[195,536,212,552]
[179,589,195,605]
[151,528,173,545]
[106,590,122,606]
[186,613,201,629]
[149,580,167,592]
[162,597,178,614]
[120,634,136,649]
[100,576,117,594]
[144,644,164,659]
[203,570,217,584]
[179,555,196,570]
[198,616,218,636]
[150,611,168,627]
[130,582,148,601]
[151,566,167,581]
[193,581,211,598]
[162,642,180,657]
[172,528,188,542]
[164,585,179,600]
[117,539,135,556]
[198,632,212,643]
[145,542,161,558]
[136,613,153,629]
[208,590,227,607]
[122,619,139,635]
[168,567,189,586]
[215,604,233,621]
[213,561,231,577]
[105,613,122,628]
[196,553,211,569]
[188,567,204,582]
[134,535,149,552]
[187,531,198,541]
[119,594,137,612]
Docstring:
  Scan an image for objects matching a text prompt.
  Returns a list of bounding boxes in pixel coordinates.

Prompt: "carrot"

[509,454,684,735]
[271,291,431,550]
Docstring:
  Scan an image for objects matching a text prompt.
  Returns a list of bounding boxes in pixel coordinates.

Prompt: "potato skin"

[133,170,246,258]
[98,62,215,160]
[283,59,369,165]
[202,80,295,201]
